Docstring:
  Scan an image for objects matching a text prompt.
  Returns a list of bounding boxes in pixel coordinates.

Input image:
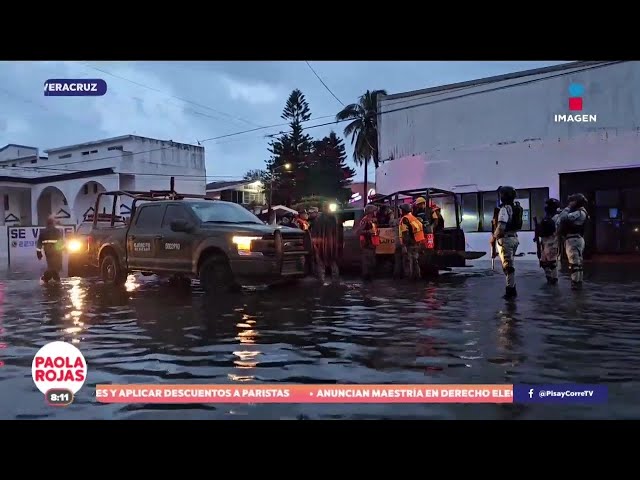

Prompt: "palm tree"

[335,89,387,205]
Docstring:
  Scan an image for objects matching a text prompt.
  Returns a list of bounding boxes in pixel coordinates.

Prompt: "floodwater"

[0,261,639,420]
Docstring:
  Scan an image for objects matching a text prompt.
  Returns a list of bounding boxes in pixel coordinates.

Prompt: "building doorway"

[560,167,640,256]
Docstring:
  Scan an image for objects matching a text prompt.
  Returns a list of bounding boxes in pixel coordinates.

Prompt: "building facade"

[205,180,265,209]
[0,135,206,264]
[376,61,640,259]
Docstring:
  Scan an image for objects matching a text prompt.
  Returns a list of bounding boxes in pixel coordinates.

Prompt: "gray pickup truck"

[87,190,312,293]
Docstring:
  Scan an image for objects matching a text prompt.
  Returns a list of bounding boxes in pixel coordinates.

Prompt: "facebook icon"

[514,384,608,404]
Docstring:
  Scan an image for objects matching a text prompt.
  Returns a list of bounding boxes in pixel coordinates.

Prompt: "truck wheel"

[101,253,127,286]
[199,256,237,294]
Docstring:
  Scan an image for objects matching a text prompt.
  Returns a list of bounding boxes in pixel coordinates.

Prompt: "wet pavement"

[0,261,639,420]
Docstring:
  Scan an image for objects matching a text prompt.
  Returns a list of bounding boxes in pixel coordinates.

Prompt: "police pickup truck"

[87,189,311,293]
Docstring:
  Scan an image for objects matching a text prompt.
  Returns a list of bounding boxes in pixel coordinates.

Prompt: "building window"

[93,183,98,194]
[63,198,68,206]
[481,191,499,232]
[459,193,479,232]
[90,150,97,154]
[83,185,89,195]
[232,190,244,204]
[107,146,123,151]
[4,195,9,211]
[477,188,549,232]
[59,154,71,159]
[82,151,90,156]
[31,158,37,164]
[529,188,549,228]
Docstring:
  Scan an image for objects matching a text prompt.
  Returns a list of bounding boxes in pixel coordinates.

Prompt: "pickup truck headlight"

[232,236,262,256]
[66,239,83,253]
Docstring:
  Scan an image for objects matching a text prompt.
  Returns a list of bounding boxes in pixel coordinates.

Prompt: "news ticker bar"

[95,384,607,404]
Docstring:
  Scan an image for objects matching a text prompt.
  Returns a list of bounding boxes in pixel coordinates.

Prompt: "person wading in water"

[36,215,65,284]
[309,202,343,285]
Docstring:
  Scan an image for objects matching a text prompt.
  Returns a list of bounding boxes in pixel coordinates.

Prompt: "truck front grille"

[281,256,305,275]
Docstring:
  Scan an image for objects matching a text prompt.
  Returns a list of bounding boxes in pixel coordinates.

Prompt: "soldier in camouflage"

[557,193,589,290]
[538,198,562,285]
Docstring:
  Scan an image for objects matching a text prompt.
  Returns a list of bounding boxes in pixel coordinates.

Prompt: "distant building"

[0,135,206,227]
[205,180,265,209]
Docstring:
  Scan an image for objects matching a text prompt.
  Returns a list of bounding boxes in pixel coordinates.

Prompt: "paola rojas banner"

[7,225,76,269]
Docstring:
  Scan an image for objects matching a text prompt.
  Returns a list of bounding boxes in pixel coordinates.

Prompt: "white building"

[0,134,206,226]
[0,135,206,264]
[376,60,640,260]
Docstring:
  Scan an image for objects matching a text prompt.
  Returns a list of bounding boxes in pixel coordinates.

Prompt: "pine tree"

[265,89,314,206]
[307,131,355,203]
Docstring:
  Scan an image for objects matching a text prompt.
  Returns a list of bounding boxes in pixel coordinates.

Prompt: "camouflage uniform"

[538,198,562,284]
[491,186,522,299]
[558,193,589,289]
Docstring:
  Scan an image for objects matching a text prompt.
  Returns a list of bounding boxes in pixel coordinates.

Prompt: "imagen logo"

[44,78,107,97]
[32,341,87,406]
[554,82,596,123]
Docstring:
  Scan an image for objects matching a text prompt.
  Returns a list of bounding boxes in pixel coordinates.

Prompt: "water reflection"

[0,264,640,419]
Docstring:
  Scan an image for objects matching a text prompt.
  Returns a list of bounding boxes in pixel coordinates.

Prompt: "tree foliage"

[243,169,267,182]
[335,89,387,205]
[266,89,314,206]
[306,131,355,203]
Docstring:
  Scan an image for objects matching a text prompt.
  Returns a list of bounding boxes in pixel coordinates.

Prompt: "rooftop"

[380,61,616,101]
[44,134,204,154]
[205,179,256,191]
[0,143,38,153]
[0,167,116,184]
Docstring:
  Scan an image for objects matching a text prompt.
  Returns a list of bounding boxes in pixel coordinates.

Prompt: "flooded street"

[1,261,639,420]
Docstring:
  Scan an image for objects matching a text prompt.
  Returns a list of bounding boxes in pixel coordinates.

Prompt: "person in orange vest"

[399,203,425,280]
[293,209,310,231]
[355,204,379,281]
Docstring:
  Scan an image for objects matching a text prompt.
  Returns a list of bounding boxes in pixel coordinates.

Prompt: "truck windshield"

[190,202,263,224]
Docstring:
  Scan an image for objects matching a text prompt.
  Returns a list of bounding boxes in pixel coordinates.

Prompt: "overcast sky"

[0,61,568,182]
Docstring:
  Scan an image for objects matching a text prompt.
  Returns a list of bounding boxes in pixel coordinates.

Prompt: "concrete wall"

[377,61,640,161]
[44,136,206,195]
[375,61,640,262]
[0,145,38,162]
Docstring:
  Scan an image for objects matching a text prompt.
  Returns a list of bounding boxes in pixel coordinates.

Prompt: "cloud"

[218,74,283,105]
[0,60,568,183]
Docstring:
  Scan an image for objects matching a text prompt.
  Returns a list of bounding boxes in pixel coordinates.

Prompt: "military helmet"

[497,185,517,204]
[544,198,561,214]
[364,204,378,214]
[568,193,587,208]
[399,203,412,214]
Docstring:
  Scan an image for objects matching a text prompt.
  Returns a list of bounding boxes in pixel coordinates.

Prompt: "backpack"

[539,217,556,237]
[509,202,524,231]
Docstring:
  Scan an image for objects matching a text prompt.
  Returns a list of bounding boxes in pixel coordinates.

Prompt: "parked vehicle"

[338,187,486,276]
[86,188,312,293]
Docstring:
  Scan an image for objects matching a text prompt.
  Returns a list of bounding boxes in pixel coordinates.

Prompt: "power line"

[78,62,262,128]
[266,60,624,138]
[197,113,337,143]
[5,61,619,176]
[304,61,344,106]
